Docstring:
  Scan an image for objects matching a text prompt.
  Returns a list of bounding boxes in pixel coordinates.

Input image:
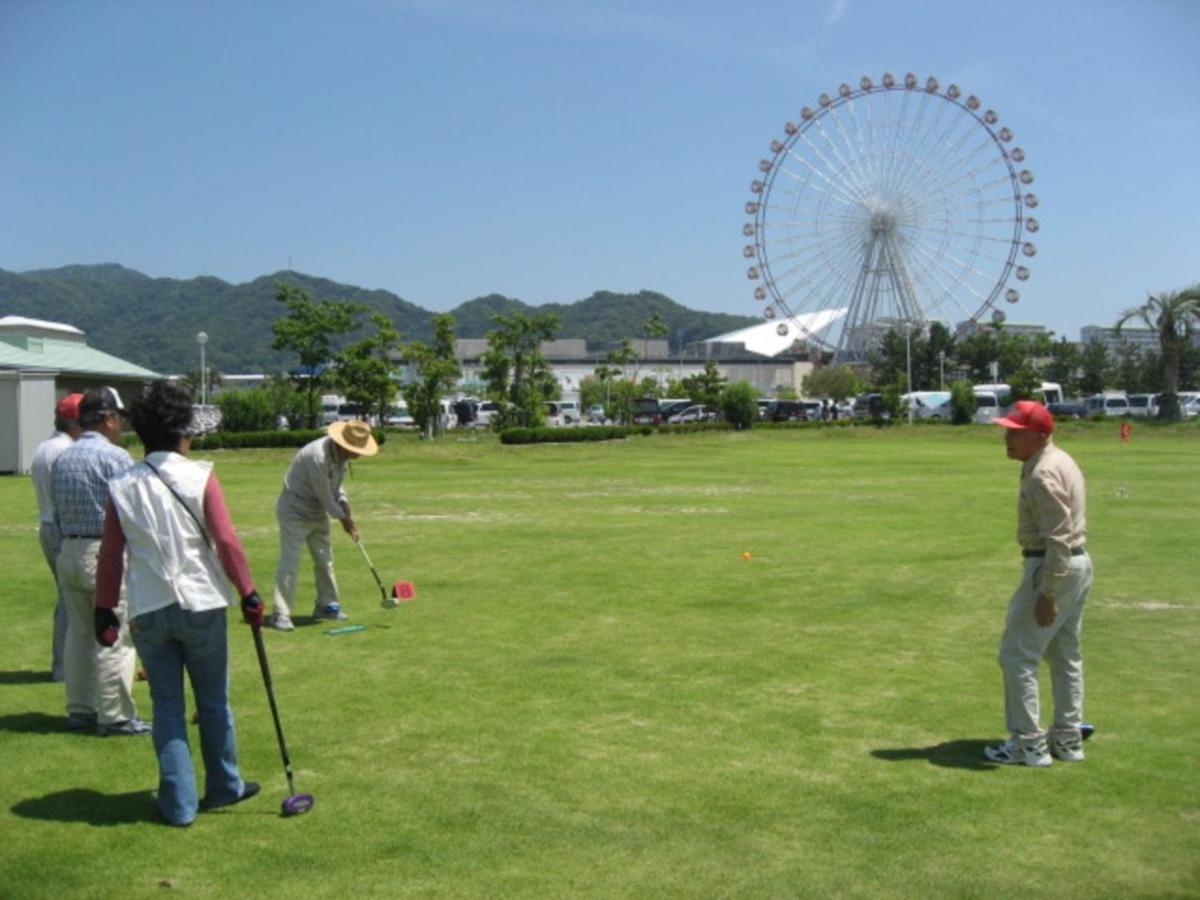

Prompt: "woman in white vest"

[95,381,265,827]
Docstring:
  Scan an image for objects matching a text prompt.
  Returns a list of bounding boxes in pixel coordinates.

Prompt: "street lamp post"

[905,325,914,425]
[196,331,208,405]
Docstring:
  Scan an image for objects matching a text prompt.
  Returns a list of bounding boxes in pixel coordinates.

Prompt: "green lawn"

[2,423,1197,898]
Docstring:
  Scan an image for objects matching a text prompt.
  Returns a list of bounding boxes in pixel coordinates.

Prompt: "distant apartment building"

[1079,325,1159,354]
[955,320,1053,340]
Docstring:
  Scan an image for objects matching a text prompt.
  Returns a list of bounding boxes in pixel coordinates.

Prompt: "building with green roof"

[0,316,159,474]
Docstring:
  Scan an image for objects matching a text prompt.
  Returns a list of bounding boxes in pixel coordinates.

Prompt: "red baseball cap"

[992,399,1054,435]
[55,393,84,420]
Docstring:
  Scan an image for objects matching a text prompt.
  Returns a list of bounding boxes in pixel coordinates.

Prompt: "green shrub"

[719,381,759,430]
[949,380,977,425]
[190,428,386,451]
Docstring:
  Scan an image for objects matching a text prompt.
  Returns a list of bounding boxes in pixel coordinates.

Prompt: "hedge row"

[190,428,387,451]
[499,425,654,444]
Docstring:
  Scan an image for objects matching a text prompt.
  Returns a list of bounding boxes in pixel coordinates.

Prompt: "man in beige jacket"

[986,400,1093,767]
[267,421,378,630]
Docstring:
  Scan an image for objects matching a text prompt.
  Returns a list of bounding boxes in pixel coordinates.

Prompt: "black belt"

[1023,547,1086,558]
[62,533,102,540]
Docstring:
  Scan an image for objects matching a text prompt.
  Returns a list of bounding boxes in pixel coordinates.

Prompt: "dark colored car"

[764,400,809,422]
[1047,401,1087,420]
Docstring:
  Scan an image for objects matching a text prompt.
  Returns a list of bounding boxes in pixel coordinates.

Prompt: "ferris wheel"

[743,72,1038,361]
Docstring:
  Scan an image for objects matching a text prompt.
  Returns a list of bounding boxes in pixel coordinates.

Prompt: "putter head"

[281,793,315,817]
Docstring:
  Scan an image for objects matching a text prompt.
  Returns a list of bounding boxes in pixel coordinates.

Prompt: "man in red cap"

[985,400,1093,767]
[30,393,84,681]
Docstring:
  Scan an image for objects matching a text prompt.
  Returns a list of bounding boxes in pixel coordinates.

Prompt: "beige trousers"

[271,508,339,620]
[38,522,69,680]
[57,538,138,725]
[998,553,1093,739]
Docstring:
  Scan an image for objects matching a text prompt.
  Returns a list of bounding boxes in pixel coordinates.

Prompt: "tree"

[948,379,977,425]
[869,328,909,389]
[914,321,956,390]
[271,283,363,428]
[402,313,461,439]
[334,313,403,425]
[719,380,759,430]
[639,312,669,385]
[481,311,561,428]
[1116,285,1200,419]
[1077,339,1112,397]
[595,341,638,424]
[215,378,305,432]
[1112,342,1147,394]
[1043,338,1082,397]
[682,361,726,408]
[803,365,861,401]
[180,366,224,404]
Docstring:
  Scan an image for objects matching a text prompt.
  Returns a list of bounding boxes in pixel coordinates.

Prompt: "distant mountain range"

[0,264,759,374]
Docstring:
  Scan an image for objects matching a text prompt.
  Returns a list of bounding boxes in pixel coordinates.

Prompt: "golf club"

[353,534,392,608]
[251,626,315,817]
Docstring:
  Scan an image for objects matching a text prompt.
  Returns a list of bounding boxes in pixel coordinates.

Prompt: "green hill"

[0,264,758,373]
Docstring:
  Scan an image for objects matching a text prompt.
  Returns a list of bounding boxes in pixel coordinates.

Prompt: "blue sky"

[2,0,1197,340]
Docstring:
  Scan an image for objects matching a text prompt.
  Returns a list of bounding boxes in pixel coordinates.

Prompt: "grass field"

[2,423,1197,898]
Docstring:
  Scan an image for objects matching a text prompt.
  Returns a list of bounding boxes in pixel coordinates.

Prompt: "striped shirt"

[51,431,134,538]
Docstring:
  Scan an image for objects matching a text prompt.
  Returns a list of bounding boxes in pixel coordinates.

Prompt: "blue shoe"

[312,602,348,621]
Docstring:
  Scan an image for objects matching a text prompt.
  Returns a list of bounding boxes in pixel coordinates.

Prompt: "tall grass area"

[1,423,1196,898]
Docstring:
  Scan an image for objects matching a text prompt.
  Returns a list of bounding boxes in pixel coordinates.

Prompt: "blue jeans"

[131,605,245,825]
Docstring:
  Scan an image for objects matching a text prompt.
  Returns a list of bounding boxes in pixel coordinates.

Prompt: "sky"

[2,0,1198,341]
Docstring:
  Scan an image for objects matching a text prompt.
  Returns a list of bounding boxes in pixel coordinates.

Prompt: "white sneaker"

[984,736,1052,767]
[265,613,294,632]
[1050,731,1085,762]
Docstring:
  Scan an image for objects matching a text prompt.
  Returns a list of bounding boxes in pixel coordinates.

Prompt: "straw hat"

[327,420,379,457]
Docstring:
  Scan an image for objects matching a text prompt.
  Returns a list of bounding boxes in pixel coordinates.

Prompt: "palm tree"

[1116,285,1200,420]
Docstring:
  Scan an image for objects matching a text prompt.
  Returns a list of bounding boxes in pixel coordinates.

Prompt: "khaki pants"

[271,507,339,620]
[38,522,69,681]
[998,553,1093,739]
[57,538,138,725]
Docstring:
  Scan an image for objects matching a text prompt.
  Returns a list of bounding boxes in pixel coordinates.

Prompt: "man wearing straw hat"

[266,421,378,631]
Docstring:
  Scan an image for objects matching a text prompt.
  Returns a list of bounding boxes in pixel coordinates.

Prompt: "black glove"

[94,608,120,647]
[241,591,264,629]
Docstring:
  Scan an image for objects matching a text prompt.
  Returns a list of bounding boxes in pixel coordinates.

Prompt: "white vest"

[108,451,232,618]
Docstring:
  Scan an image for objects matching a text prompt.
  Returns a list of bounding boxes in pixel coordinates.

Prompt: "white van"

[320,394,345,425]
[901,391,951,420]
[972,384,1012,424]
[1085,392,1130,416]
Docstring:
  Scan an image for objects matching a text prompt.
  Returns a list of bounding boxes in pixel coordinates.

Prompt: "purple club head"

[281,793,315,816]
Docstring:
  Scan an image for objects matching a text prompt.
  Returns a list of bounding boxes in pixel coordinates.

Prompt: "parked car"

[544,401,566,427]
[1181,394,1200,420]
[556,400,582,424]
[586,404,607,424]
[1126,394,1158,418]
[1085,392,1130,417]
[320,394,345,425]
[902,391,952,420]
[852,393,888,420]
[972,388,1012,424]
[336,402,369,422]
[667,404,715,424]
[385,405,415,428]
[635,398,691,424]
[1047,401,1088,420]
[764,400,809,422]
